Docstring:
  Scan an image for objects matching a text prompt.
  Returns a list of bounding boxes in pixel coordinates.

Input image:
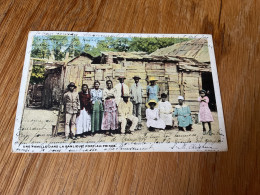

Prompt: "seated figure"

[146,100,166,131]
[173,96,193,131]
[118,93,138,134]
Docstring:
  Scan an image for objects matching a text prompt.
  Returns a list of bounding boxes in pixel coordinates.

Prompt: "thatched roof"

[101,51,181,62]
[149,38,210,63]
[101,51,147,60]
[100,39,212,72]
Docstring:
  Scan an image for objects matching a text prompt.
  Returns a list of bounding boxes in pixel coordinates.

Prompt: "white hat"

[178,96,184,100]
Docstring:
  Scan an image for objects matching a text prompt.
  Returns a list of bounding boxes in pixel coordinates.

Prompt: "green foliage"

[30,65,45,84]
[83,37,189,56]
[29,35,190,84]
[129,37,190,53]
[48,35,69,61]
[68,36,82,57]
[106,37,130,51]
[30,35,190,60]
[83,37,130,57]
[31,37,51,59]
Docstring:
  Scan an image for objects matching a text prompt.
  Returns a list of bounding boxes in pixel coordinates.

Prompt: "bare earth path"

[19,108,220,144]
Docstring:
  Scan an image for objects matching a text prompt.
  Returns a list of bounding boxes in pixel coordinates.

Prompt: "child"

[146,100,166,131]
[158,93,173,129]
[198,90,214,135]
[173,96,193,131]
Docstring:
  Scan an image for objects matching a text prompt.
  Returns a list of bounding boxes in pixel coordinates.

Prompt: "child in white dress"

[146,100,166,131]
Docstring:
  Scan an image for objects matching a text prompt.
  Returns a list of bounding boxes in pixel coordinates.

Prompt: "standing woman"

[90,80,103,135]
[76,84,92,138]
[198,89,214,135]
[101,80,118,136]
[146,77,160,103]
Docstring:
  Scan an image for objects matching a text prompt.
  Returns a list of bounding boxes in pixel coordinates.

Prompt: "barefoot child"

[198,90,214,135]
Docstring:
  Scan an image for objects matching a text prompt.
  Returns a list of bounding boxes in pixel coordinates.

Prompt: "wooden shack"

[93,38,214,114]
[64,53,93,90]
[149,38,215,111]
[51,38,215,133]
[56,38,214,115]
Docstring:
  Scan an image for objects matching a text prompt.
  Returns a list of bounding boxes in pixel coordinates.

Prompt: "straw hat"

[146,99,158,108]
[149,77,158,81]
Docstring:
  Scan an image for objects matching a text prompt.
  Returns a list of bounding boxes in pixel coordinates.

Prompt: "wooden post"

[180,71,184,97]
[198,72,202,90]
[23,59,33,107]
[55,64,66,134]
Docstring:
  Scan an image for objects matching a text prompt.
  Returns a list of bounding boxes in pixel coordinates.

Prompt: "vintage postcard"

[12,31,227,152]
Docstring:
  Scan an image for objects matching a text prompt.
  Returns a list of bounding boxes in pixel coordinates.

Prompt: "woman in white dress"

[76,84,92,138]
[146,100,166,131]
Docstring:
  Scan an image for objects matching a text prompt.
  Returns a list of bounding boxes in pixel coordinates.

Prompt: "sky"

[33,35,110,52]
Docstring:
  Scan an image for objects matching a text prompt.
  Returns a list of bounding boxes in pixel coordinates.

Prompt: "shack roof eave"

[101,51,147,60]
[67,53,93,64]
[150,38,211,63]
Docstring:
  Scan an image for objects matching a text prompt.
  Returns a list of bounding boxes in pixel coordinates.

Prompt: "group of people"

[63,76,214,140]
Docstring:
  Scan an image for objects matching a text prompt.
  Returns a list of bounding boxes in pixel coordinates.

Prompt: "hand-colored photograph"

[13,32,227,152]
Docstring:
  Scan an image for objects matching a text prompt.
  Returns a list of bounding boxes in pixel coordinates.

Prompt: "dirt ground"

[18,108,221,144]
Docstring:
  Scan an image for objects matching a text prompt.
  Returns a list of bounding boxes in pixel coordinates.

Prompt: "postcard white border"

[12,31,227,153]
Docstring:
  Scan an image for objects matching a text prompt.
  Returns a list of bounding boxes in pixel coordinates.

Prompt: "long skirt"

[91,101,104,132]
[76,108,91,134]
[101,99,118,130]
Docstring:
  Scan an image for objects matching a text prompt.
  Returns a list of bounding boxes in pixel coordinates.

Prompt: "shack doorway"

[42,66,62,109]
[201,72,217,111]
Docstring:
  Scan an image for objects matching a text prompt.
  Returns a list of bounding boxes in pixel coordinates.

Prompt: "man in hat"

[173,96,193,131]
[118,93,138,134]
[114,76,129,106]
[63,82,80,140]
[130,76,143,130]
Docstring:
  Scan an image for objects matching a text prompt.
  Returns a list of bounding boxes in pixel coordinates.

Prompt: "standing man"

[118,93,138,134]
[114,76,129,106]
[63,82,80,141]
[130,76,143,130]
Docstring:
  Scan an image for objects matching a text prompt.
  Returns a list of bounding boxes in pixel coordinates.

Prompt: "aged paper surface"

[12,32,227,152]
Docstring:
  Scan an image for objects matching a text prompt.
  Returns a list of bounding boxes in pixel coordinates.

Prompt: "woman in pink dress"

[198,90,214,135]
[101,80,118,136]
